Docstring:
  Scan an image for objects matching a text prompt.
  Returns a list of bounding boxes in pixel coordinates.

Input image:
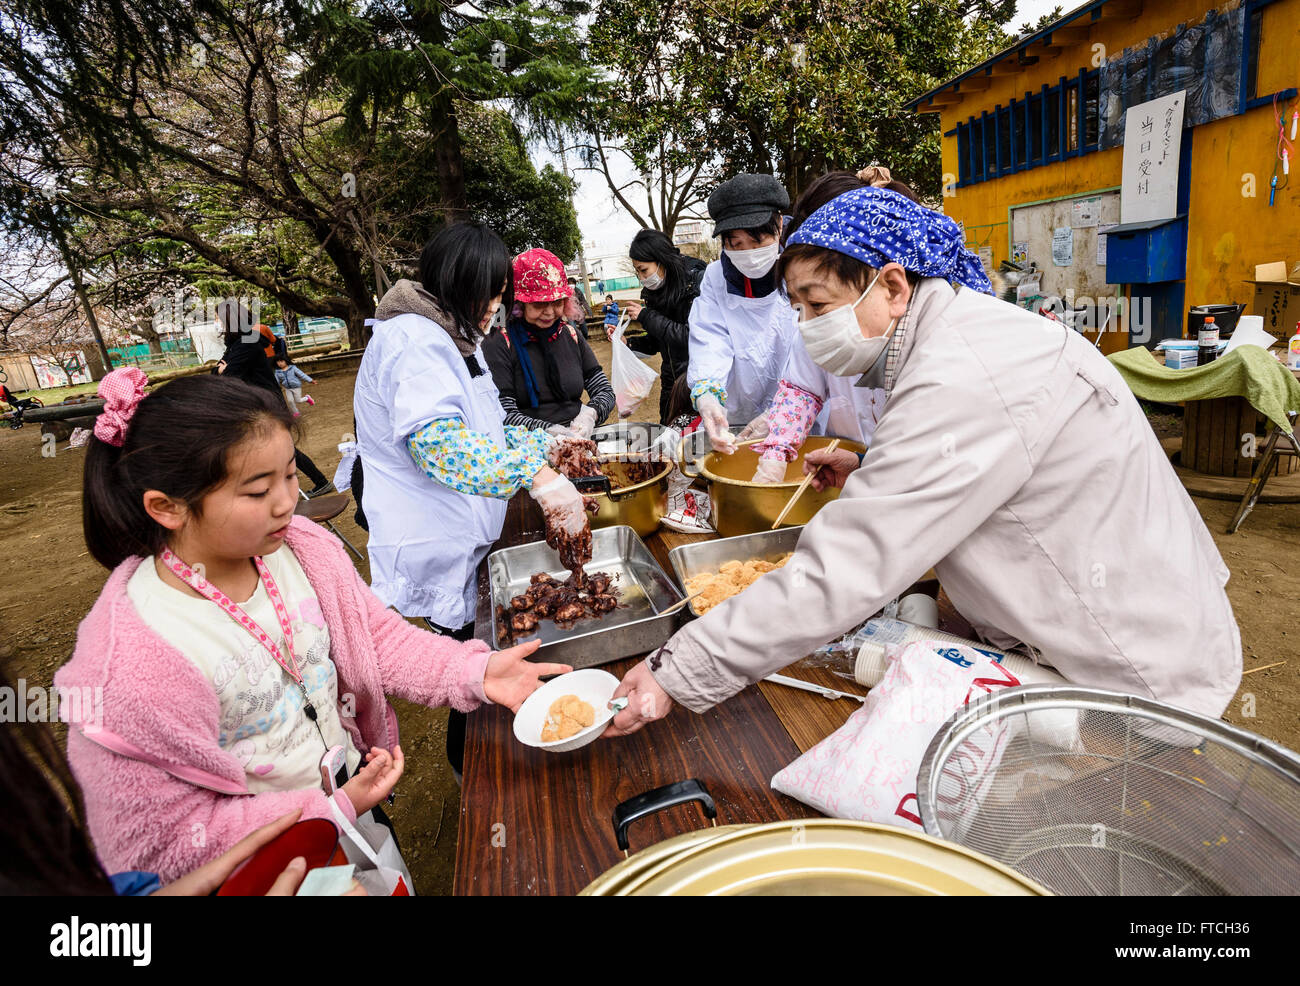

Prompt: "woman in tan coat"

[606,186,1241,735]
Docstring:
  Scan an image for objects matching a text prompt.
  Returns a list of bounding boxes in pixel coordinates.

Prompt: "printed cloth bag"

[772,640,1021,832]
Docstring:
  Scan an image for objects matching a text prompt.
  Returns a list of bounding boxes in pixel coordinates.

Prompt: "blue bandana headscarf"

[786,187,994,296]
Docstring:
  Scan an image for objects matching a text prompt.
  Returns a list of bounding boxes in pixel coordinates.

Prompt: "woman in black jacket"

[618,229,707,424]
[214,300,333,496]
[482,248,615,438]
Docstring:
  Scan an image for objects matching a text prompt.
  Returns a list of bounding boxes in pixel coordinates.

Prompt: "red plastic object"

[217,818,347,896]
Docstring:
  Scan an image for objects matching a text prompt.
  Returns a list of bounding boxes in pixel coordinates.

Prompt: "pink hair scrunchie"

[94,367,149,447]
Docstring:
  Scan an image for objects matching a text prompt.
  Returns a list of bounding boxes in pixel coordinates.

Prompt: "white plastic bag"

[771,641,1020,832]
[328,798,414,896]
[609,312,658,418]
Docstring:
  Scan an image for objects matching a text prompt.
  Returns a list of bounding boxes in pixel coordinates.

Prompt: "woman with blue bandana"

[749,168,910,483]
[606,185,1241,736]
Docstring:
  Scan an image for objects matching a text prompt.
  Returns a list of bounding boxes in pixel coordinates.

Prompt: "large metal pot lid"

[591,421,674,455]
[581,820,1049,896]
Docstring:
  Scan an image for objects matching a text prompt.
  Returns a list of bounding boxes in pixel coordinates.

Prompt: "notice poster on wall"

[977,245,993,271]
[1120,90,1186,224]
[1011,240,1028,264]
[1052,227,1074,267]
[1096,222,1118,265]
[1071,197,1100,227]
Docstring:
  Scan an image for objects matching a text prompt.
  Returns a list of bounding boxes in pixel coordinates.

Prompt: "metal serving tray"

[486,525,684,669]
[667,526,804,618]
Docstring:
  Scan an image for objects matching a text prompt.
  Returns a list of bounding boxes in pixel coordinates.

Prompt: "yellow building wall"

[1186,0,1300,307]
[933,0,1300,334]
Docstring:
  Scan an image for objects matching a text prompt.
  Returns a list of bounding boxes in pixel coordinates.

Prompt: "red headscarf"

[512,248,572,304]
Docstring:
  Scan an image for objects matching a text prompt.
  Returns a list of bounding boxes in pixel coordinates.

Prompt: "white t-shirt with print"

[127,545,362,794]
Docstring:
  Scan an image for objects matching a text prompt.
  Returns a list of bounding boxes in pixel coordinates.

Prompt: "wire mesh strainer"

[916,685,1300,896]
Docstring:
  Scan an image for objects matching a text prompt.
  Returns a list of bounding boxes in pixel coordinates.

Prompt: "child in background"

[57,368,567,884]
[602,294,620,330]
[275,356,316,416]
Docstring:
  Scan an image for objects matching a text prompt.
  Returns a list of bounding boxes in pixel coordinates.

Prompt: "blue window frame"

[949,0,1296,185]
[1026,92,1043,166]
[954,67,1103,184]
[1241,0,1298,111]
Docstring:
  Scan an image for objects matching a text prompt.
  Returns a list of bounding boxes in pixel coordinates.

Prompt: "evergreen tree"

[589,0,1019,201]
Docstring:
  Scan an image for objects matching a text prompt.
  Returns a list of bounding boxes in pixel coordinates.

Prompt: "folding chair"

[294,489,365,560]
[1226,411,1300,534]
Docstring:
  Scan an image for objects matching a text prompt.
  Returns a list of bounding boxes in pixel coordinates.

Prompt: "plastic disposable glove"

[751,456,789,484]
[529,473,588,537]
[546,436,598,471]
[546,423,579,439]
[736,412,770,444]
[696,394,737,454]
[569,405,598,440]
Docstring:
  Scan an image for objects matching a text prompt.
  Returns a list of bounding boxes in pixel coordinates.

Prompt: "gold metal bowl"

[587,456,673,538]
[680,435,867,538]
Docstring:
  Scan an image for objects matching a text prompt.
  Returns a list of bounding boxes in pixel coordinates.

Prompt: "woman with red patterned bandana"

[482,248,616,440]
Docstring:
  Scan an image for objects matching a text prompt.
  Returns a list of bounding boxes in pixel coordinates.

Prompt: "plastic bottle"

[1289,322,1300,371]
[1197,315,1219,366]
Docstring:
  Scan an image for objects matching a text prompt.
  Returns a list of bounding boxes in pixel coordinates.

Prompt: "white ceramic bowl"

[513,668,621,753]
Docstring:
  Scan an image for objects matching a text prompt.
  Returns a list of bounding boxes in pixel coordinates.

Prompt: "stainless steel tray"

[486,525,684,669]
[667,526,804,617]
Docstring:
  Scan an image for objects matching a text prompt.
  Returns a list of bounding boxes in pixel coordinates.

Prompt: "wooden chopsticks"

[771,439,840,530]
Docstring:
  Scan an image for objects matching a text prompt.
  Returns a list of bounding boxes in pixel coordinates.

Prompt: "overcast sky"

[534,0,1074,275]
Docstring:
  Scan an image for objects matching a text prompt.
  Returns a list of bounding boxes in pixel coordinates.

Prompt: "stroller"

[0,384,42,429]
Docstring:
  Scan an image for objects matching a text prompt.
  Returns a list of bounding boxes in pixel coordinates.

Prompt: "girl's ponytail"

[83,437,151,569]
[82,371,296,570]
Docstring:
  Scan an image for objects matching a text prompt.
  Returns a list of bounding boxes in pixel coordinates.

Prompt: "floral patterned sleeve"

[407,417,548,499]
[503,424,551,457]
[690,379,728,410]
[751,380,824,462]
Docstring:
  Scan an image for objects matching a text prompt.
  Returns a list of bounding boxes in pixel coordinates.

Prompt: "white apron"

[686,261,799,426]
[353,312,508,628]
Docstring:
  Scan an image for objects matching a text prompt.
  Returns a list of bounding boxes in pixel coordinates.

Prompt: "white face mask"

[797,268,897,377]
[724,241,780,279]
[638,267,665,290]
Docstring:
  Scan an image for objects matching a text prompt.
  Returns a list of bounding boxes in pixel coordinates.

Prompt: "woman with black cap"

[685,173,800,452]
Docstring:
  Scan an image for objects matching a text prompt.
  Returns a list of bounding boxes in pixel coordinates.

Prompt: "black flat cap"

[707,174,790,237]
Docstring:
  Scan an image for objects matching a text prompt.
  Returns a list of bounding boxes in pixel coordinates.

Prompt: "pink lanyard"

[159,548,324,738]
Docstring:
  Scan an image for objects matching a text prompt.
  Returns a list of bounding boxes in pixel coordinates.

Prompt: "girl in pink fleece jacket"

[57,368,566,883]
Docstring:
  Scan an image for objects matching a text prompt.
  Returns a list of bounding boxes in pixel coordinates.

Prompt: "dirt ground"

[1,343,1296,895]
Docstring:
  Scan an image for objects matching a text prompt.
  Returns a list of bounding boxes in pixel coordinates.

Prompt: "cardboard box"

[1245,259,1300,336]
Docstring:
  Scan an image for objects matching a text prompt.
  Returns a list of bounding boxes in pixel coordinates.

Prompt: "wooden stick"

[659,590,706,617]
[771,439,840,530]
[1242,661,1286,676]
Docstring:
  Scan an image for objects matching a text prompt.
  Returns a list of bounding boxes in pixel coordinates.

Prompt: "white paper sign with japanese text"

[1071,197,1100,227]
[1052,227,1074,267]
[1120,90,1185,224]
